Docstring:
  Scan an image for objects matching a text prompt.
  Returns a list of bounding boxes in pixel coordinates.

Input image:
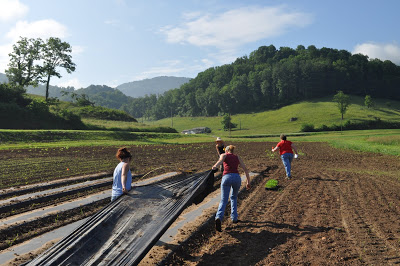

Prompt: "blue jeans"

[281,153,294,177]
[215,173,242,222]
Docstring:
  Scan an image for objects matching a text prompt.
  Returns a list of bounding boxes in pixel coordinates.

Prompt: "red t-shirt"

[223,153,240,175]
[276,140,293,155]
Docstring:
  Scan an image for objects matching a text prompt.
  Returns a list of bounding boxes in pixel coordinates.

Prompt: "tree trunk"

[45,74,51,101]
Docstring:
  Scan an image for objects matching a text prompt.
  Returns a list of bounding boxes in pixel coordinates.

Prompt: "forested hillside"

[4,45,400,122]
[123,45,400,120]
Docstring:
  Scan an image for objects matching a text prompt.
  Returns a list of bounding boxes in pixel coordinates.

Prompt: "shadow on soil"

[197,221,333,265]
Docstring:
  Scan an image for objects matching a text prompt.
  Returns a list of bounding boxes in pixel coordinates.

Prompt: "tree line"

[121,45,400,119]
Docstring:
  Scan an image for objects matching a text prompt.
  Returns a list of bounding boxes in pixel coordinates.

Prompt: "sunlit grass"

[150,96,400,135]
[324,167,400,181]
[82,118,150,129]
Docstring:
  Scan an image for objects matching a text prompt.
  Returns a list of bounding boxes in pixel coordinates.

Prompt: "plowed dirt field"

[1,141,400,265]
[157,142,400,265]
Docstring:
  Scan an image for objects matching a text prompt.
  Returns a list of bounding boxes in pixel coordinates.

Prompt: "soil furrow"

[328,173,399,264]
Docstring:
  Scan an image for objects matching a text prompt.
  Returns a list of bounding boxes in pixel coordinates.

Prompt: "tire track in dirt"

[324,171,400,264]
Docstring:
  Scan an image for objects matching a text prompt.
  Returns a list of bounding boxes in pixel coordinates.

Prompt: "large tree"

[41,37,76,101]
[5,37,43,87]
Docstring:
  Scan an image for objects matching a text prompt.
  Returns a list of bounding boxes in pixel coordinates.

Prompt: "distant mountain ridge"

[116,76,191,98]
[0,74,191,99]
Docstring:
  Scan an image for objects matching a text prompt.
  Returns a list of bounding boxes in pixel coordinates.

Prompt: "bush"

[317,124,330,131]
[0,83,31,107]
[75,106,137,122]
[300,123,315,132]
[27,99,50,115]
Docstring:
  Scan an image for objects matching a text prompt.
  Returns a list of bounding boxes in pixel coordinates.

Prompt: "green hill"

[120,45,400,120]
[150,96,400,135]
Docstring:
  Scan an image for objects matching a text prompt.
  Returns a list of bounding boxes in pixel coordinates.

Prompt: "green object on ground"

[265,179,278,189]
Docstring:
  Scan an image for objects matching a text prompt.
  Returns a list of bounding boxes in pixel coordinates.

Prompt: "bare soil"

[158,142,400,265]
[2,141,400,265]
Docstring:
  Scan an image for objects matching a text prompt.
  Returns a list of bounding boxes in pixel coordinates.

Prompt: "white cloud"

[71,45,85,56]
[53,78,83,89]
[353,42,400,65]
[6,19,69,42]
[0,43,13,72]
[160,6,313,51]
[0,0,28,22]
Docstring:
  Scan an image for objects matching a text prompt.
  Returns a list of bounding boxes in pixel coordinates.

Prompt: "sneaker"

[215,218,222,232]
[232,219,239,224]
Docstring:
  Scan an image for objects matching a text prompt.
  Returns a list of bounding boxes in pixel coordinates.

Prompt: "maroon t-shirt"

[223,153,240,175]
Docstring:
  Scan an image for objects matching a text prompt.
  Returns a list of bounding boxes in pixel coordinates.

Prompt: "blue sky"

[0,0,399,89]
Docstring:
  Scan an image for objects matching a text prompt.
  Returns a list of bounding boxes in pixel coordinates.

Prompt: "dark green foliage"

[0,83,31,107]
[5,37,43,87]
[41,37,76,101]
[119,45,400,120]
[6,37,75,101]
[221,113,237,131]
[301,123,315,132]
[74,106,137,122]
[333,91,351,120]
[364,95,374,108]
[0,83,85,129]
[305,119,400,132]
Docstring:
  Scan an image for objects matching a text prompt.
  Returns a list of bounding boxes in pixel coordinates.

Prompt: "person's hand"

[246,181,251,190]
[122,187,127,194]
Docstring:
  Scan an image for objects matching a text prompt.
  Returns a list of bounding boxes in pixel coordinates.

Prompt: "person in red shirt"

[212,145,251,232]
[272,134,298,179]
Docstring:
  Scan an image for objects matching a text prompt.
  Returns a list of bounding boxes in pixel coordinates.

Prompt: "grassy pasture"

[0,95,398,156]
[150,96,400,135]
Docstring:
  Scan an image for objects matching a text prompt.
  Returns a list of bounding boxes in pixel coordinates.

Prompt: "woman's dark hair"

[280,134,287,140]
[116,147,132,160]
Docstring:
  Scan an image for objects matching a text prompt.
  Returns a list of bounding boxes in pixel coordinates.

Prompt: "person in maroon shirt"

[212,145,251,232]
[272,134,298,179]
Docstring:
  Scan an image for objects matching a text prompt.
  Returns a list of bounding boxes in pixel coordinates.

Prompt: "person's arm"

[121,162,129,193]
[238,156,251,190]
[272,144,280,152]
[215,144,220,156]
[212,153,226,170]
[291,143,298,155]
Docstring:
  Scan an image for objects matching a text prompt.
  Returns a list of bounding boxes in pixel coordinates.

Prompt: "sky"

[0,0,399,89]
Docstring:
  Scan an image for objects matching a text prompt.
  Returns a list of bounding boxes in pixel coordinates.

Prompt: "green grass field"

[1,96,399,157]
[149,96,400,135]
